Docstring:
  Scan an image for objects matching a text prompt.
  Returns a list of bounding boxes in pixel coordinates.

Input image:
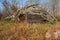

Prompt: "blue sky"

[0,0,29,9]
[0,0,60,13]
[0,0,49,10]
[0,0,47,7]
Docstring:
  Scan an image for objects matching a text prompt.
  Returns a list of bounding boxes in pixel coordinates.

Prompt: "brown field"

[0,20,60,40]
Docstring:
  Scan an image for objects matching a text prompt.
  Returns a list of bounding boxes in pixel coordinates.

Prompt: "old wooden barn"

[5,4,57,23]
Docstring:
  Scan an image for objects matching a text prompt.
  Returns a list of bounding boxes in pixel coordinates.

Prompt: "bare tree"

[51,0,59,14]
[2,0,19,17]
[2,0,11,17]
[29,0,40,5]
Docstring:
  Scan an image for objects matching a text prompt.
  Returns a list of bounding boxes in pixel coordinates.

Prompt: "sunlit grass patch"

[0,20,15,25]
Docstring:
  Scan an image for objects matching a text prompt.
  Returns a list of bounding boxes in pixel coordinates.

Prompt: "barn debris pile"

[5,4,57,23]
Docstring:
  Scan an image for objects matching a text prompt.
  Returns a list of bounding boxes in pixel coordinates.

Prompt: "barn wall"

[27,13,46,23]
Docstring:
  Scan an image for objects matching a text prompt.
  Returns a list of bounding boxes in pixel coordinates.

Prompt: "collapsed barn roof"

[5,4,57,22]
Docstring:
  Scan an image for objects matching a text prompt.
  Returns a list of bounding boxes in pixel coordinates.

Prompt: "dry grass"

[0,20,60,40]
